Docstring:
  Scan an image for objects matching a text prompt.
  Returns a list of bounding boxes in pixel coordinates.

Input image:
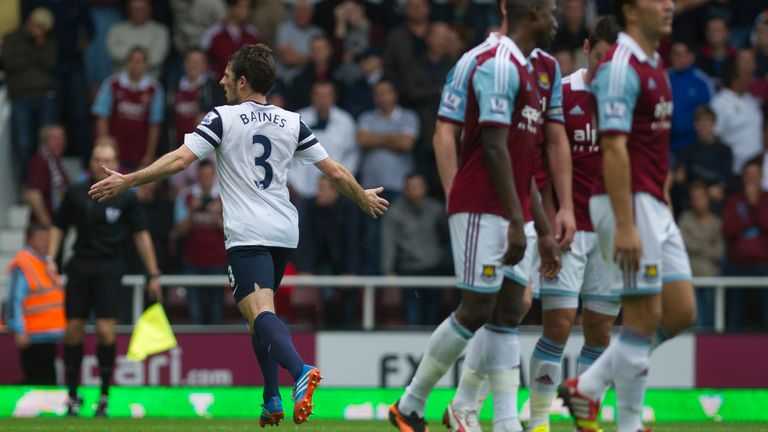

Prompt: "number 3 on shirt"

[252,134,273,189]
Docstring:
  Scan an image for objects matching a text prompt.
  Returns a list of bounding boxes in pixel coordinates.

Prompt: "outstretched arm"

[314,157,389,218]
[90,145,198,201]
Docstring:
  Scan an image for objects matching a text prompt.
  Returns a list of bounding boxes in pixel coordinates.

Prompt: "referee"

[46,139,162,417]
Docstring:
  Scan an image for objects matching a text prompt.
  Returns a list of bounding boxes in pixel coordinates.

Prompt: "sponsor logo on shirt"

[652,97,673,130]
[518,105,541,133]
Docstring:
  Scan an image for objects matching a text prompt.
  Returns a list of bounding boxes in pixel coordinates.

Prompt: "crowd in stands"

[3,0,768,330]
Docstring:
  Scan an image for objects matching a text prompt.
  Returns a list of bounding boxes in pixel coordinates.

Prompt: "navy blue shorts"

[226,246,294,303]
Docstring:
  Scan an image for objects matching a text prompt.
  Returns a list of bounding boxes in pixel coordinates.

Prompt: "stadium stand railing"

[0,274,766,333]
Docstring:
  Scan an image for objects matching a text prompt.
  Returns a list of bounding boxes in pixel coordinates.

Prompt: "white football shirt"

[184,100,329,249]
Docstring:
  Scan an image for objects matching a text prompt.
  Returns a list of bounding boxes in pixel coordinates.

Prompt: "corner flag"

[126,303,177,361]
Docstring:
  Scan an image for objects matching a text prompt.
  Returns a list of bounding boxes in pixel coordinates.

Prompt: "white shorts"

[449,212,508,293]
[589,193,692,296]
[501,221,538,287]
[532,231,621,316]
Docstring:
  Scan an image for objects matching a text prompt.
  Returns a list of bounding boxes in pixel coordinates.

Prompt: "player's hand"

[502,222,527,266]
[89,167,131,202]
[361,187,389,218]
[614,223,642,276]
[147,277,163,303]
[537,233,561,279]
[14,333,30,349]
[554,208,576,252]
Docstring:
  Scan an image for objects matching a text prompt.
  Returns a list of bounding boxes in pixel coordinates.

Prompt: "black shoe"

[66,396,83,417]
[94,395,108,418]
[388,400,428,432]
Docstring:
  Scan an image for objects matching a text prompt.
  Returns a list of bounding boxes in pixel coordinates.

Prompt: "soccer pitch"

[1,419,767,432]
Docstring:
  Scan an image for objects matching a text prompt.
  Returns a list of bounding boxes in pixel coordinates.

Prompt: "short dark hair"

[588,15,620,48]
[226,0,254,7]
[671,39,697,54]
[611,0,634,28]
[229,43,276,95]
[312,80,336,93]
[687,179,708,195]
[694,105,716,122]
[126,46,148,62]
[198,159,214,170]
[743,156,763,173]
[26,223,48,240]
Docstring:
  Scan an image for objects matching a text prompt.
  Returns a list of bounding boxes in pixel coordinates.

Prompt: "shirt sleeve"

[592,60,641,135]
[149,85,165,124]
[472,56,520,126]
[295,119,329,164]
[437,66,468,124]
[546,62,565,123]
[184,108,223,159]
[91,80,114,118]
[5,268,28,334]
[126,191,149,233]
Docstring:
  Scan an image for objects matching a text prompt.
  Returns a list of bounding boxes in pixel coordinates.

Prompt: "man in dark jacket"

[2,8,57,179]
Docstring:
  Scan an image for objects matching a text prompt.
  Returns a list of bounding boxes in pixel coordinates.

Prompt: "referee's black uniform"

[53,179,148,412]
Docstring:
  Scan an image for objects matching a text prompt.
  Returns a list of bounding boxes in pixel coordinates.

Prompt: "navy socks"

[251,330,280,402]
[253,311,305,381]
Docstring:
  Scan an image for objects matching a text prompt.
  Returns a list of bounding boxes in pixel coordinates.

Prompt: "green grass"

[1,419,767,432]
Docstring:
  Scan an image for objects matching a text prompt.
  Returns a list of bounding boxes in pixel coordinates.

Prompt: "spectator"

[334,0,373,61]
[552,0,589,54]
[431,0,499,46]
[170,0,227,54]
[383,0,430,88]
[3,224,65,385]
[92,47,165,170]
[22,0,95,166]
[174,160,226,325]
[294,177,361,328]
[722,158,768,330]
[201,0,259,80]
[668,40,715,153]
[753,13,768,79]
[106,0,170,79]
[711,55,763,175]
[679,181,723,328]
[287,36,339,111]
[731,0,768,47]
[251,0,286,49]
[381,173,448,325]
[698,17,735,82]
[174,49,225,150]
[338,49,385,117]
[24,124,70,227]
[2,7,57,179]
[290,81,359,201]
[400,22,454,187]
[675,106,734,212]
[275,0,323,83]
[357,79,420,274]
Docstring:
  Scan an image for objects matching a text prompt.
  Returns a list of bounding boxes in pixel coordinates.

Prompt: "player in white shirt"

[89,44,389,427]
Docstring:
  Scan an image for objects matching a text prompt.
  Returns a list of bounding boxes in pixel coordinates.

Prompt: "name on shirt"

[240,110,287,128]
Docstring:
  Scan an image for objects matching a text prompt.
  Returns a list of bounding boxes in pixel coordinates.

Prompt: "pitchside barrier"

[0,275,766,332]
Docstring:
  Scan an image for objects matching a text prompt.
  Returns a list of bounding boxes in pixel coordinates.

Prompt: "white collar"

[118,72,152,91]
[568,68,589,92]
[498,35,528,67]
[617,32,660,65]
